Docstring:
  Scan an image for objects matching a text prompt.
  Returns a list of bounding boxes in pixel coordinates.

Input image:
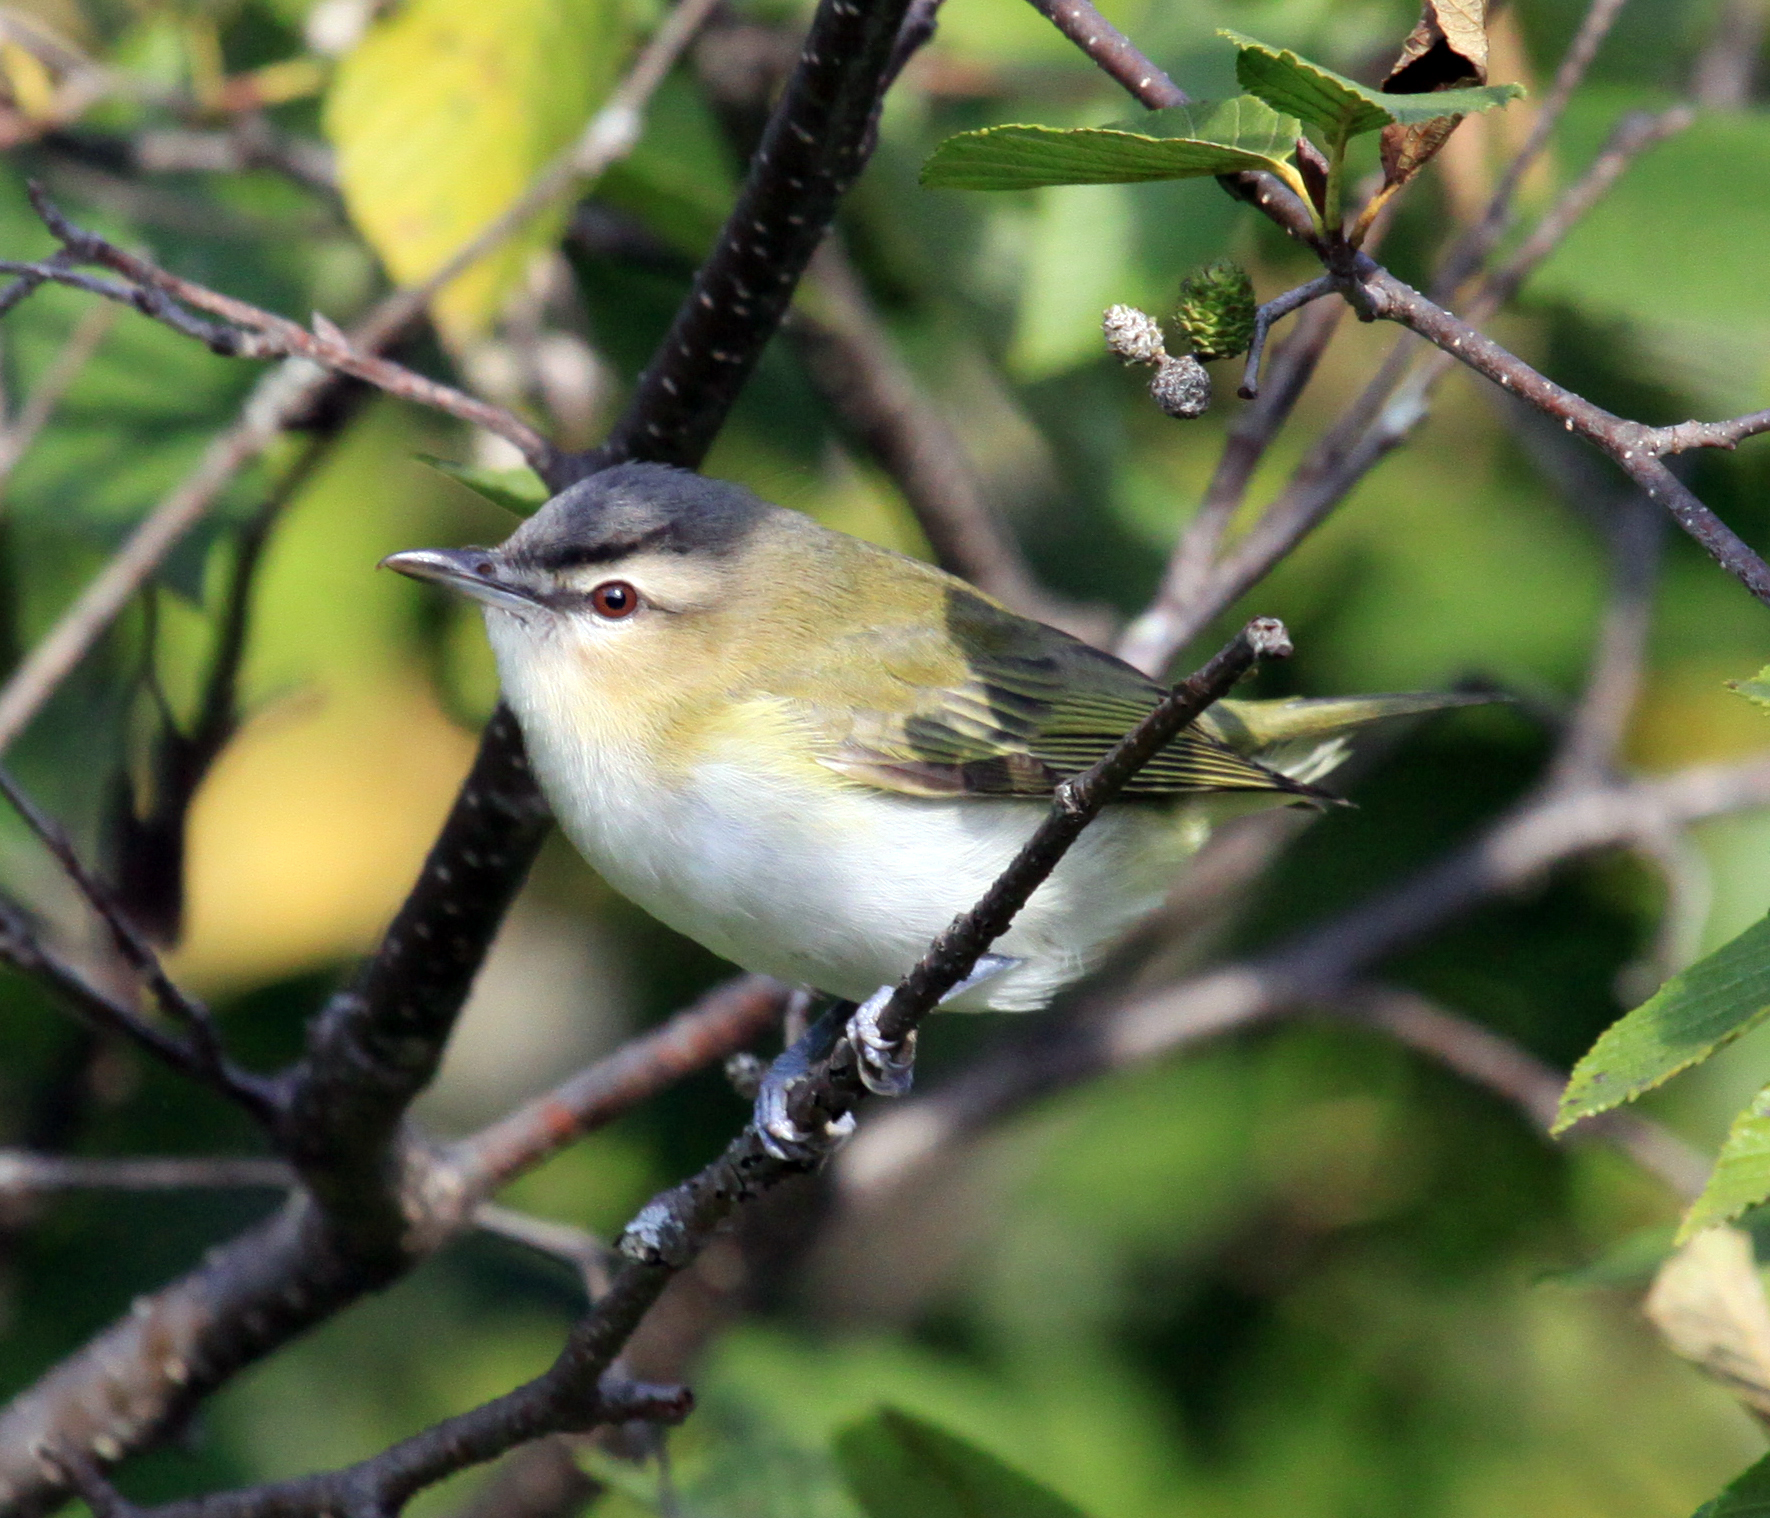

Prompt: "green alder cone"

[1173,260,1258,360]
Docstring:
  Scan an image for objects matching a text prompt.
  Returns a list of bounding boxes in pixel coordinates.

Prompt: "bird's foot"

[848,953,1022,1097]
[753,1004,856,1164]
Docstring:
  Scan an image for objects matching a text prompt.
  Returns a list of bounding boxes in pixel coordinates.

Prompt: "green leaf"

[414,454,549,516]
[1683,1086,1770,1240]
[834,1407,1091,1518]
[1694,1451,1770,1517]
[1220,31,1522,140]
[920,96,1301,190]
[1555,913,1770,1131]
[1730,666,1770,712]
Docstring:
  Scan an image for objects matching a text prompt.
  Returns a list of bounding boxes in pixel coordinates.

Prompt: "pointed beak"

[379,547,541,613]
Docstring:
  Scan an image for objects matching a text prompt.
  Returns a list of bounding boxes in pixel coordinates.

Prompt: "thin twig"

[1237,276,1336,400]
[864,619,1294,1054]
[841,747,1770,1198]
[454,976,788,1197]
[0,892,232,1094]
[1020,0,1186,107]
[0,356,333,761]
[0,1152,289,1195]
[15,188,557,471]
[1115,299,1344,676]
[474,1205,614,1298]
[1340,986,1710,1197]
[0,767,276,1120]
[0,301,115,500]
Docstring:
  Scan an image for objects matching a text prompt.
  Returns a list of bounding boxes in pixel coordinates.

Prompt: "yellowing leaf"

[324,0,625,345]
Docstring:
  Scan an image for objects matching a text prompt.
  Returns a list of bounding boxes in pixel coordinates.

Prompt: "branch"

[453,976,789,1196]
[1021,0,1187,107]
[0,975,779,1513]
[1353,259,1770,605]
[1125,102,1716,675]
[1432,0,1637,298]
[1018,0,1318,246]
[1237,276,1336,400]
[0,892,243,1101]
[1115,296,1343,676]
[9,187,557,473]
[0,355,340,761]
[0,302,115,498]
[1340,985,1710,1199]
[0,1153,289,1196]
[589,0,931,470]
[862,618,1293,1055]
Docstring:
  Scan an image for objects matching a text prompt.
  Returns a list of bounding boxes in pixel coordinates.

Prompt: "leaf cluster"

[921,30,1521,235]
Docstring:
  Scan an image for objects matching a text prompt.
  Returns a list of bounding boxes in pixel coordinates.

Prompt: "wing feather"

[794,587,1322,803]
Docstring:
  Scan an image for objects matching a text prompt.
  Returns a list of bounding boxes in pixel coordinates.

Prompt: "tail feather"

[1200,691,1501,783]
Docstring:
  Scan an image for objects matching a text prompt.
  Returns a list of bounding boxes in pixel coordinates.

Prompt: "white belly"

[523,731,1209,1012]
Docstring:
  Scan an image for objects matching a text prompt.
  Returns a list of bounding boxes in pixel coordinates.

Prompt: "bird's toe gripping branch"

[754,1004,858,1163]
[850,952,1022,1097]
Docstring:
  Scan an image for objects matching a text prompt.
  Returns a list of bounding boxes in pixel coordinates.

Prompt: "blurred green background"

[2,0,1770,1513]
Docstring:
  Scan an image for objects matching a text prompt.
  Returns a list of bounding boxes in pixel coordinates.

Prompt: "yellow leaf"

[1,40,57,122]
[324,0,625,345]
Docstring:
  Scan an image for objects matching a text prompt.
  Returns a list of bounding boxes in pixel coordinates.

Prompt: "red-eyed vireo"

[385,463,1483,1154]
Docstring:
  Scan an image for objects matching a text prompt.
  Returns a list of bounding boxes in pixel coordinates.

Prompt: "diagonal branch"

[9,188,556,473]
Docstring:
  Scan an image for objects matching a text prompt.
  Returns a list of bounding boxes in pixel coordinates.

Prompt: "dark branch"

[588,0,928,471]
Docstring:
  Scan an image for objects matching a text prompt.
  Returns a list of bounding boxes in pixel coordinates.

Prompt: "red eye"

[590,580,639,619]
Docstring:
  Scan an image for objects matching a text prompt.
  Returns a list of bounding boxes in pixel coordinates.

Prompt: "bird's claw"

[848,987,917,1097]
[751,1003,855,1164]
[845,954,1023,1098]
[756,1078,855,1163]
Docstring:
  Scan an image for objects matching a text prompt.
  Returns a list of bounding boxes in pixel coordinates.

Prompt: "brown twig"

[0,302,115,500]
[1340,985,1709,1198]
[841,747,1770,1199]
[0,768,275,1120]
[864,619,1294,1053]
[454,976,788,1196]
[1020,0,1186,107]
[0,892,240,1100]
[1115,299,1344,676]
[11,187,556,471]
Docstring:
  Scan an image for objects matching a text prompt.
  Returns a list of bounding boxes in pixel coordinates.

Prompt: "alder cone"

[1173,261,1257,361]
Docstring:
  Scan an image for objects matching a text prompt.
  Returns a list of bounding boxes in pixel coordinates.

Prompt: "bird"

[383,462,1485,1155]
